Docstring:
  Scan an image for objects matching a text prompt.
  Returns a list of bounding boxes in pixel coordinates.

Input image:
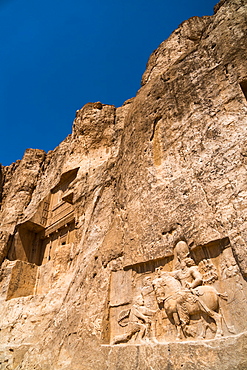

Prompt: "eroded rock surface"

[0,0,247,369]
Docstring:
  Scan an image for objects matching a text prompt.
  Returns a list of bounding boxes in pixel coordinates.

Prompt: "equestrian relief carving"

[109,239,243,345]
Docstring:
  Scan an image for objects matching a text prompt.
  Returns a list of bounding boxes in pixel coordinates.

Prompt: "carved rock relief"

[108,238,247,344]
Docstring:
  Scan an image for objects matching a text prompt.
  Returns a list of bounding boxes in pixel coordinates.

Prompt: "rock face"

[0,0,247,369]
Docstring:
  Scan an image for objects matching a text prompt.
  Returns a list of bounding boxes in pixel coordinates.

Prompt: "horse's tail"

[217,292,228,301]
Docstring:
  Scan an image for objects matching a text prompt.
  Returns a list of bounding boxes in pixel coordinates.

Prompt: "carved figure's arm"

[190,267,202,288]
[139,306,156,316]
[132,306,151,323]
[170,270,179,279]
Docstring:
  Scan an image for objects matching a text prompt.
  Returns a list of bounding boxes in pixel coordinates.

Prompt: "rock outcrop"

[0,0,247,369]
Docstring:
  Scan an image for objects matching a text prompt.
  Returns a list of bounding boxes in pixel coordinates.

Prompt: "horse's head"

[152,272,170,303]
[156,272,182,297]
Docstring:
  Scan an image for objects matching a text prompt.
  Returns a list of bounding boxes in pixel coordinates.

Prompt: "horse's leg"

[210,311,223,338]
[197,313,209,339]
[173,312,183,340]
[197,300,223,338]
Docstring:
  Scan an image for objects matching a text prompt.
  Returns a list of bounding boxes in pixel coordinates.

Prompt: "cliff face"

[0,1,247,369]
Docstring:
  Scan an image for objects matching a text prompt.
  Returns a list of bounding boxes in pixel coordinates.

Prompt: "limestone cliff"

[0,0,247,369]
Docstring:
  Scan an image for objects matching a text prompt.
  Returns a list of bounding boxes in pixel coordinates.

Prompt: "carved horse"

[153,273,227,340]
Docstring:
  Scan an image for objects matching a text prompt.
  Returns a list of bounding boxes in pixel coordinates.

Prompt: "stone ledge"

[100,332,247,370]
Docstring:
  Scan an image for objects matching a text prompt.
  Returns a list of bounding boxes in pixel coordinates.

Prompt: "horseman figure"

[152,241,228,340]
[171,256,203,329]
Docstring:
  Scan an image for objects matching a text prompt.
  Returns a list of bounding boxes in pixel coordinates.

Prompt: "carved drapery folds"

[108,238,246,344]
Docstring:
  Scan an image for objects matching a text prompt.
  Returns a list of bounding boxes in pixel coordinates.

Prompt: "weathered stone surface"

[100,334,247,370]
[5,260,38,300]
[0,0,247,369]
[1,149,46,228]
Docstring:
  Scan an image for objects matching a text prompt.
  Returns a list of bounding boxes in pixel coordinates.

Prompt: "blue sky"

[0,0,216,166]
